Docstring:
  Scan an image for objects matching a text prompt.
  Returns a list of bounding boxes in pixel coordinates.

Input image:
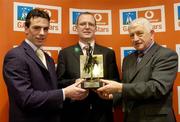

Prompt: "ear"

[24,26,29,35]
[74,25,78,31]
[150,30,154,34]
[150,30,154,40]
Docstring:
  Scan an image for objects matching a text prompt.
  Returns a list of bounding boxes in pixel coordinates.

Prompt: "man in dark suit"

[56,12,119,122]
[97,17,178,122]
[3,8,86,122]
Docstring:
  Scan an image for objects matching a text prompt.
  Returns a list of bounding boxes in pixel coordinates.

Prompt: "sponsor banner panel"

[174,3,180,31]
[176,44,180,72]
[119,5,165,34]
[14,2,62,34]
[120,47,135,68]
[178,86,180,114]
[69,8,112,35]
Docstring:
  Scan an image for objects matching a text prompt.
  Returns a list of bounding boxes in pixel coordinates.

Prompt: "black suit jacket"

[3,41,63,122]
[114,43,178,122]
[56,43,119,122]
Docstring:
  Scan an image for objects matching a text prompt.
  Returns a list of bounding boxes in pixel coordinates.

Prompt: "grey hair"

[128,17,153,32]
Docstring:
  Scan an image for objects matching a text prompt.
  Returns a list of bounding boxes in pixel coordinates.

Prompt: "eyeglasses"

[78,22,96,28]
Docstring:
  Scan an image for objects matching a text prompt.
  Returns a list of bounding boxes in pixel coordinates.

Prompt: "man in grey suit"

[56,12,119,122]
[97,18,178,122]
[3,8,86,122]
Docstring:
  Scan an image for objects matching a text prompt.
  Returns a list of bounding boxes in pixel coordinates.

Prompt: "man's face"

[128,24,154,51]
[76,14,96,42]
[25,17,49,48]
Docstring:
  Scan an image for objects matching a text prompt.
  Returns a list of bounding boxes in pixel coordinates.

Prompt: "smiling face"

[76,14,96,43]
[25,17,49,48]
[128,23,154,51]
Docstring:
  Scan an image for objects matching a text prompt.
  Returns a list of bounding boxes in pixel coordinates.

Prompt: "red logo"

[138,9,161,23]
[37,8,58,23]
[93,13,109,25]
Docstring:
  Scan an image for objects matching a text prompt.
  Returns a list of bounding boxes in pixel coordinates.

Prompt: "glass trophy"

[80,54,104,89]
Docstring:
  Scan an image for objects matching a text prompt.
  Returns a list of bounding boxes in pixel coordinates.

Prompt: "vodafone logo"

[145,11,154,19]
[94,14,102,22]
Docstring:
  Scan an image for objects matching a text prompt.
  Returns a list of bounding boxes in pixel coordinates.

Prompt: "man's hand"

[64,79,89,100]
[97,79,123,94]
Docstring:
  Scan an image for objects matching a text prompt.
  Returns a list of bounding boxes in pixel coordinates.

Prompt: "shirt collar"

[79,40,95,50]
[143,41,154,54]
[25,39,41,51]
[138,41,154,55]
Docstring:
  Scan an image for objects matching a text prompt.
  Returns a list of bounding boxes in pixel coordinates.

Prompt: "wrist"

[117,83,123,93]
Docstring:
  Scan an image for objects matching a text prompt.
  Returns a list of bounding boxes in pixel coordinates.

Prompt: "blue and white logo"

[122,11,136,25]
[17,6,32,21]
[123,49,136,57]
[72,11,81,24]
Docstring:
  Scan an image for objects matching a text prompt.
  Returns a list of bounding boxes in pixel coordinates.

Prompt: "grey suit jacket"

[56,43,120,122]
[114,43,178,122]
[3,41,63,122]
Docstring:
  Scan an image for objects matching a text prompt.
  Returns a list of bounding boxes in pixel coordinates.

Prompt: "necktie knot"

[136,51,144,63]
[36,49,44,58]
[83,45,89,51]
[83,44,92,56]
[137,51,144,57]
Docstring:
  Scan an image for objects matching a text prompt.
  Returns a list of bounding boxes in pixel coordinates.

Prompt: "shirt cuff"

[62,88,65,101]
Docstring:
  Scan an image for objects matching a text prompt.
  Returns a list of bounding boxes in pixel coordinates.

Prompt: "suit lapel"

[22,41,48,71]
[137,43,159,70]
[127,53,138,82]
[94,44,103,54]
[128,43,160,82]
[72,44,83,61]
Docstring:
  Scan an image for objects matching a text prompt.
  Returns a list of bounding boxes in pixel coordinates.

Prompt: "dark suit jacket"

[114,43,178,122]
[3,41,63,122]
[56,43,119,122]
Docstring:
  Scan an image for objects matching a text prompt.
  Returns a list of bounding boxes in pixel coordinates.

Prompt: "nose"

[85,23,90,28]
[39,28,45,35]
[133,34,139,41]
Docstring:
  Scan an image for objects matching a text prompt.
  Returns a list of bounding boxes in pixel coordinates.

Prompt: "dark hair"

[76,12,96,26]
[25,8,50,28]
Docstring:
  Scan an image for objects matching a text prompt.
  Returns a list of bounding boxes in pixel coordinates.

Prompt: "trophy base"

[81,79,103,89]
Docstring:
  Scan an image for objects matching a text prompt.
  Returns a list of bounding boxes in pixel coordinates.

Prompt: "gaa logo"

[122,11,136,25]
[17,6,32,21]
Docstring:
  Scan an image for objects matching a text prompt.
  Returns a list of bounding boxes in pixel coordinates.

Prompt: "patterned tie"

[137,51,144,63]
[36,49,47,68]
[83,44,92,56]
[83,45,89,56]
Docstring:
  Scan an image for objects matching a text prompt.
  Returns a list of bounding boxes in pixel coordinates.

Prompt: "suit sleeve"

[122,50,178,100]
[3,50,63,111]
